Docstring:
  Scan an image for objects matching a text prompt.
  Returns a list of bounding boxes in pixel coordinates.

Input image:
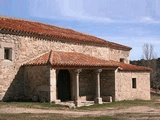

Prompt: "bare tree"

[142,43,156,67]
[142,43,159,92]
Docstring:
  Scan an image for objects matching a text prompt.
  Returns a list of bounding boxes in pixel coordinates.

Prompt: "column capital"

[75,69,82,74]
[95,69,102,73]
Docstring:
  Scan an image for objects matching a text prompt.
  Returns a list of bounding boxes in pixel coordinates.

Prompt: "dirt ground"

[1,93,160,119]
[0,105,157,115]
[0,105,160,119]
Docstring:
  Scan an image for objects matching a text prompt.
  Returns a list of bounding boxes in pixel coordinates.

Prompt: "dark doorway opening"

[57,70,71,101]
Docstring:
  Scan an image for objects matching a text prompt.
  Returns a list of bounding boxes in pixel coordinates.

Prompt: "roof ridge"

[48,50,53,65]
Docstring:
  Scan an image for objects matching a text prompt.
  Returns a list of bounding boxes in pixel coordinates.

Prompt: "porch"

[50,69,114,107]
[24,66,114,107]
[23,50,117,107]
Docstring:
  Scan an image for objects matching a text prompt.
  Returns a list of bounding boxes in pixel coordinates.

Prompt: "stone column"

[49,67,57,103]
[75,69,82,107]
[94,69,103,104]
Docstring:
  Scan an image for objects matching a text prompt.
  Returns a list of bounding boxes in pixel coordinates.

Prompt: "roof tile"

[0,16,131,50]
[23,50,151,72]
[111,60,151,71]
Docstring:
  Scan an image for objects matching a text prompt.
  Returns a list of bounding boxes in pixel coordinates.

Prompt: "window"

[120,58,125,63]
[132,78,136,88]
[4,48,12,60]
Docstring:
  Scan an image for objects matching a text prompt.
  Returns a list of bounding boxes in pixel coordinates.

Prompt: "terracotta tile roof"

[23,50,118,68]
[23,50,151,72]
[0,16,131,51]
[111,61,151,71]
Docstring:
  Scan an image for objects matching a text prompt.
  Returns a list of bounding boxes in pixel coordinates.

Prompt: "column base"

[94,97,103,104]
[75,101,81,107]
[54,99,61,104]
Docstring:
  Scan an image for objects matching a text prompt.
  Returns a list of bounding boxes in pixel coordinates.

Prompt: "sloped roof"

[23,50,118,68]
[0,16,131,51]
[22,50,151,72]
[111,60,151,71]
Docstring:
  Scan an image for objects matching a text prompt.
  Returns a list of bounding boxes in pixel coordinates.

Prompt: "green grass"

[0,102,67,110]
[1,112,160,120]
[0,113,114,120]
[78,93,160,110]
[114,113,160,120]
[78,100,152,110]
[0,113,70,120]
[0,93,160,111]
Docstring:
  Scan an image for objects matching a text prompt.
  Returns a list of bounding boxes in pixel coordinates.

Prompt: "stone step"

[56,101,95,108]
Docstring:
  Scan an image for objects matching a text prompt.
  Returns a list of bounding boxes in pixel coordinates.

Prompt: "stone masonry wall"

[79,70,96,101]
[78,70,116,102]
[0,33,130,100]
[109,48,130,64]
[24,66,50,102]
[100,70,115,101]
[115,71,150,101]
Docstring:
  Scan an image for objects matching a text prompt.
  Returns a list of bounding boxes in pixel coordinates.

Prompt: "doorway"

[57,70,71,101]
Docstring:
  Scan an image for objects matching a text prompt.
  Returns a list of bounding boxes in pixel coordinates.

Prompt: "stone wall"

[115,71,150,101]
[2,67,25,101]
[24,66,50,102]
[0,33,130,64]
[79,70,96,100]
[100,70,115,101]
[0,33,130,100]
[78,70,116,102]
[109,48,130,64]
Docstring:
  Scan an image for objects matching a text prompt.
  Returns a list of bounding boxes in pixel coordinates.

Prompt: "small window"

[4,48,12,60]
[120,58,125,63]
[132,78,136,88]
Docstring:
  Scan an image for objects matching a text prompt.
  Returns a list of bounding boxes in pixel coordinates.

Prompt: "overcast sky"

[0,0,160,60]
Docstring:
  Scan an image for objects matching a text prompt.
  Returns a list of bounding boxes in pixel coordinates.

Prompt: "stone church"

[0,16,151,107]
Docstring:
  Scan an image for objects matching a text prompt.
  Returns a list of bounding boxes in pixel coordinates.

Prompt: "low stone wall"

[115,71,150,101]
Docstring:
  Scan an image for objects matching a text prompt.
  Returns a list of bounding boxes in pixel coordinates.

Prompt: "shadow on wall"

[3,67,26,102]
